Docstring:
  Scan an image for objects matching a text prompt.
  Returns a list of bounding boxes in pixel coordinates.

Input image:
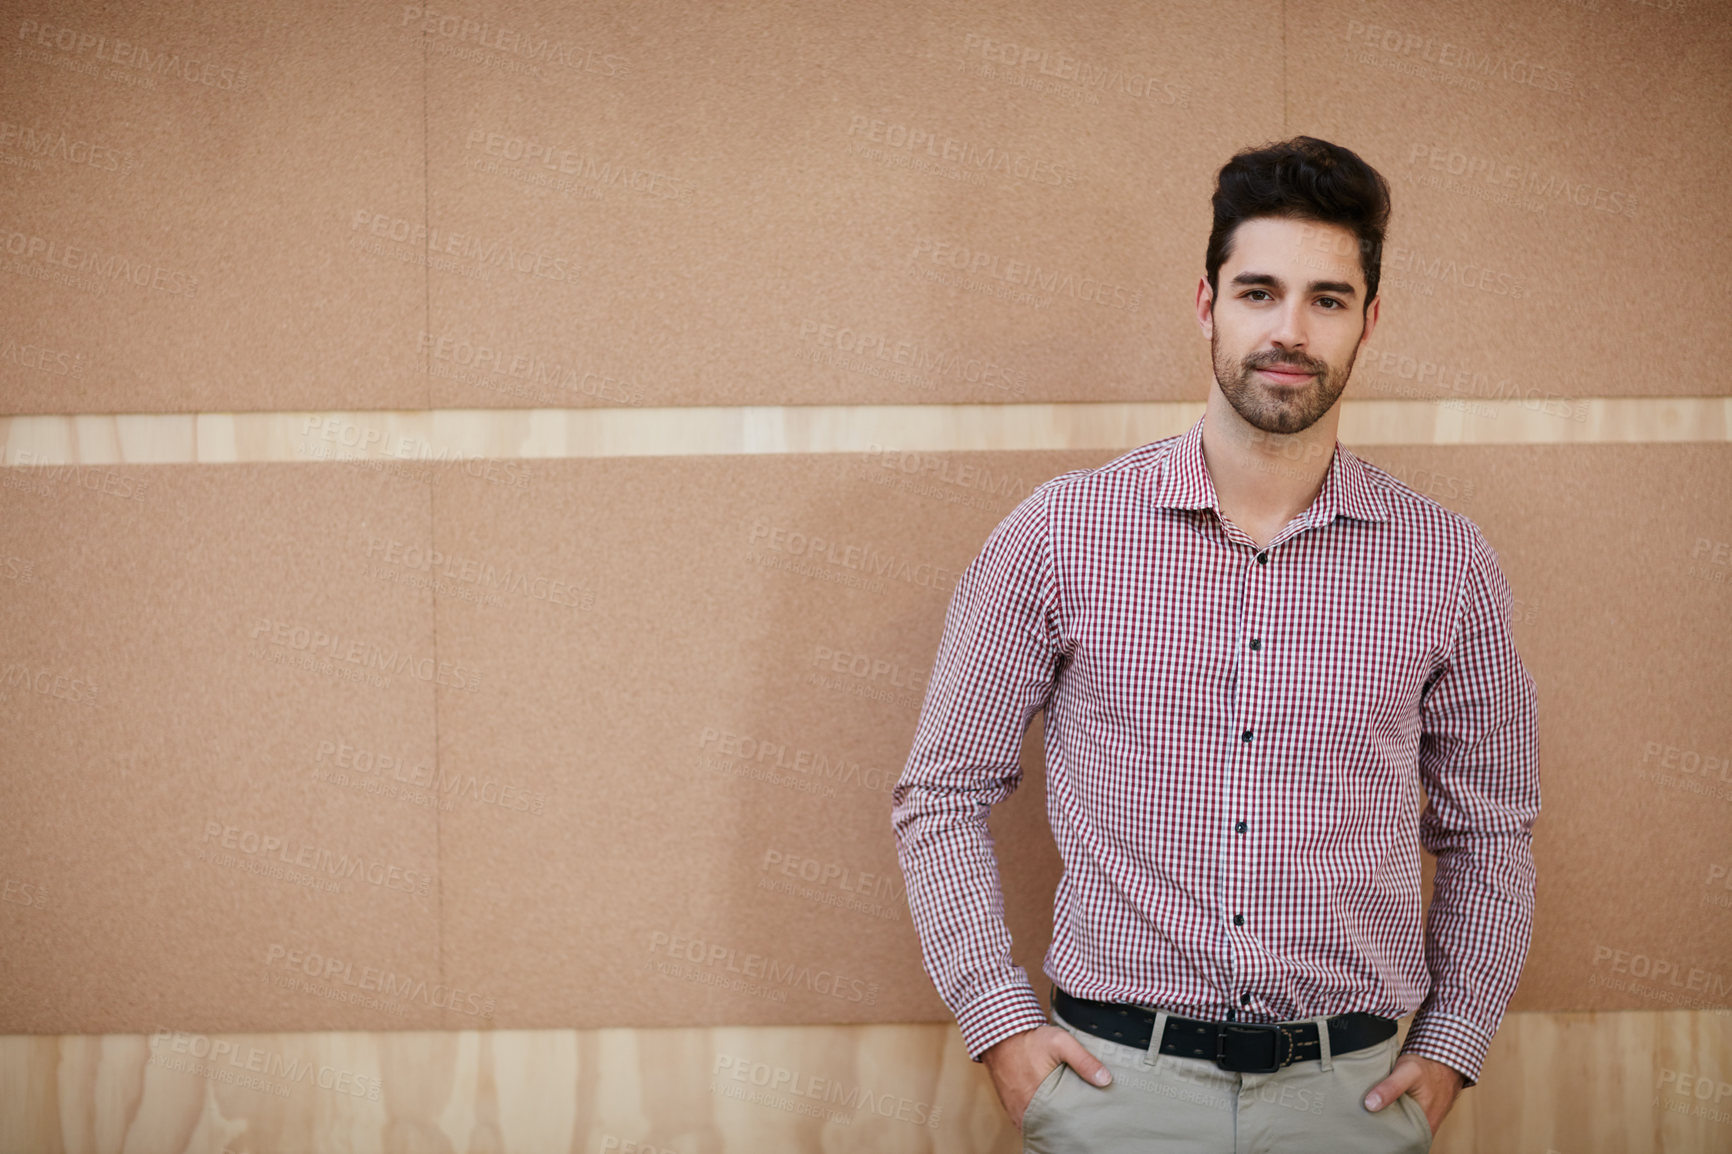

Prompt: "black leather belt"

[1053,986,1397,1075]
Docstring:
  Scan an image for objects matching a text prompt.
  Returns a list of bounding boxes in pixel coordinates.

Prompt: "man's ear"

[1196,276,1216,338]
[1359,295,1380,346]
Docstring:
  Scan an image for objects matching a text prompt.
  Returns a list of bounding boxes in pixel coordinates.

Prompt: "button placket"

[1227,543,1269,1000]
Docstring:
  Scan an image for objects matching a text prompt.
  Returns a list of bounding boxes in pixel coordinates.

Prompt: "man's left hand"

[1363,1053,1464,1136]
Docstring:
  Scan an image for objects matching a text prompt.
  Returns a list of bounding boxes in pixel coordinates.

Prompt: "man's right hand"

[981,1024,1114,1130]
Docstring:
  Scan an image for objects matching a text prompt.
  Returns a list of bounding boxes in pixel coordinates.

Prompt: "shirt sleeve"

[1399,525,1541,1088]
[891,483,1065,1061]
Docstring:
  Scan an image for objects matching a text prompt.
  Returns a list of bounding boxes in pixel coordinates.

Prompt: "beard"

[1211,329,1356,435]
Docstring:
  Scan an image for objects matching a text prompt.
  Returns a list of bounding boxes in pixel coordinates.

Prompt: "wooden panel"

[2,1013,1728,1153]
[2,397,1729,470]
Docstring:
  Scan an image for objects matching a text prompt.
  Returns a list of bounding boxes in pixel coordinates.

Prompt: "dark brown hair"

[1205,136,1392,312]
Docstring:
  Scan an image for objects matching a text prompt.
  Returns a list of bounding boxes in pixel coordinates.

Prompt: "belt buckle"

[1215,1022,1291,1074]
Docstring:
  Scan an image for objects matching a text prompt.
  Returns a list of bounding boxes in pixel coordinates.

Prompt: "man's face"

[1204,216,1374,435]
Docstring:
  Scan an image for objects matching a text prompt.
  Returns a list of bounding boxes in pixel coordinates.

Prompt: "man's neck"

[1198,391,1341,550]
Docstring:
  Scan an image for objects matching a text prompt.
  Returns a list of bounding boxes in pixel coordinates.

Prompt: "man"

[891,136,1540,1152]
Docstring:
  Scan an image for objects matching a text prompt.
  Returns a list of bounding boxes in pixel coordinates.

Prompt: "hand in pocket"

[980,1024,1113,1130]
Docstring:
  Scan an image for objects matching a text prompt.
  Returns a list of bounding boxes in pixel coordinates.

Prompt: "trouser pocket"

[1020,1060,1067,1140]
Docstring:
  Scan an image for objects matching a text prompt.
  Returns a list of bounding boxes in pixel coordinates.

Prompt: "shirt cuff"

[1398,1010,1494,1089]
[956,979,1051,1061]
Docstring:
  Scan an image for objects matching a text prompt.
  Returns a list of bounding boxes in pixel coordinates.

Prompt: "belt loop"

[1313,1014,1333,1072]
[1145,1009,1170,1070]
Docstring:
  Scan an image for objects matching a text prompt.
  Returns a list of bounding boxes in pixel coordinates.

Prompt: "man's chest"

[1048,519,1458,740]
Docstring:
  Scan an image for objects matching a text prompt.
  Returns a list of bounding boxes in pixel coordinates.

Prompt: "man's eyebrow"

[1230,271,1359,298]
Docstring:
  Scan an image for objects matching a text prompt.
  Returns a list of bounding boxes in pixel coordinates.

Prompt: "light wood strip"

[3,1012,1728,1153]
[1,397,1728,467]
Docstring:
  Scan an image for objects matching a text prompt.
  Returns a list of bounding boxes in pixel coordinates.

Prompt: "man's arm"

[891,485,1064,1061]
[1400,525,1542,1089]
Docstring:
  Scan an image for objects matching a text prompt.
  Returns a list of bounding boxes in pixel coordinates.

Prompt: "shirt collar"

[1148,415,1388,526]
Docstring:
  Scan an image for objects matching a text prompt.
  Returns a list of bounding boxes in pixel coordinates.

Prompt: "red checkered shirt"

[891,415,1540,1087]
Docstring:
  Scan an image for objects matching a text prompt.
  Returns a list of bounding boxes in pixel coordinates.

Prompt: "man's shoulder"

[977,439,1177,551]
[1022,437,1182,504]
[1345,451,1498,556]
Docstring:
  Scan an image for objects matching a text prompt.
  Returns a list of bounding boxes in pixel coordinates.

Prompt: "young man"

[891,136,1540,1152]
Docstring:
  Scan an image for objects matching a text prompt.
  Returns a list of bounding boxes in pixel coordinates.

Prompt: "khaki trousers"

[1021,1004,1435,1153]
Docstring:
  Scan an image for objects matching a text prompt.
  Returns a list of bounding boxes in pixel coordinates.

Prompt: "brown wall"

[3,0,1730,1151]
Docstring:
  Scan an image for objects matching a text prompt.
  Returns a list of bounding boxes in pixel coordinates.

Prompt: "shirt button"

[1241,729,1254,742]
[1233,913,1245,926]
[1240,991,1251,1006]
[1235,820,1247,833]
[1256,552,1268,566]
[1250,638,1262,651]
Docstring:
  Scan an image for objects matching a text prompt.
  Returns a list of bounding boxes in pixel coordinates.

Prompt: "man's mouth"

[1256,365,1315,384]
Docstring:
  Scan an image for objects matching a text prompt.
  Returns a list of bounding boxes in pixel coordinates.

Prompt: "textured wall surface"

[3,0,1730,1151]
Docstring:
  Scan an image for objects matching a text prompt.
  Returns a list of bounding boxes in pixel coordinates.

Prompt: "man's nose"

[1267,302,1310,351]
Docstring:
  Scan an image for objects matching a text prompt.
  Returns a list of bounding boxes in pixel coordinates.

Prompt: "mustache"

[1249,356,1323,374]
